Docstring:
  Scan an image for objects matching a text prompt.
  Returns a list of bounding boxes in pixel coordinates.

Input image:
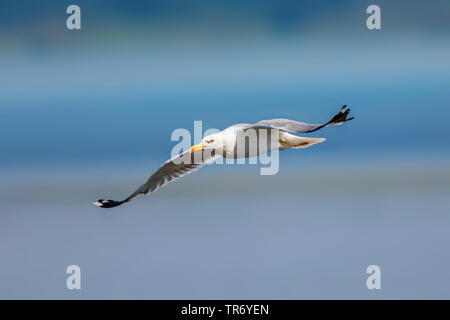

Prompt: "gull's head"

[189,133,224,153]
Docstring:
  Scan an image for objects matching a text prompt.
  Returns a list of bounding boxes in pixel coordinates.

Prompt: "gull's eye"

[209,139,215,143]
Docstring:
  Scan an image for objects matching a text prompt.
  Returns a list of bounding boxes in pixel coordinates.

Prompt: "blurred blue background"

[1,0,450,299]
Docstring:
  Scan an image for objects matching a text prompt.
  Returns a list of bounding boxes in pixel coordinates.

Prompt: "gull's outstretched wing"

[94,149,220,208]
[255,105,354,133]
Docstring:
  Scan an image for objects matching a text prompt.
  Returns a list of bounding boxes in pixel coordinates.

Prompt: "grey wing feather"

[255,105,354,133]
[126,150,219,201]
[95,149,219,208]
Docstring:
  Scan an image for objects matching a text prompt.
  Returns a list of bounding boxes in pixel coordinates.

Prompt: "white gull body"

[94,105,354,208]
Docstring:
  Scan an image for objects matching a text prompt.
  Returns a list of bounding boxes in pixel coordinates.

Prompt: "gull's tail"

[291,137,326,149]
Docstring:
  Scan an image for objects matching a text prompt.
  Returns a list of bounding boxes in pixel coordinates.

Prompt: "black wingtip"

[93,199,125,209]
[329,105,353,125]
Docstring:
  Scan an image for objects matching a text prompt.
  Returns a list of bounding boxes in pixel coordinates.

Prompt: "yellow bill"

[189,143,206,153]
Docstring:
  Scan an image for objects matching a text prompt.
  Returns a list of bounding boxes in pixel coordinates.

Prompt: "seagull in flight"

[94,105,354,208]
